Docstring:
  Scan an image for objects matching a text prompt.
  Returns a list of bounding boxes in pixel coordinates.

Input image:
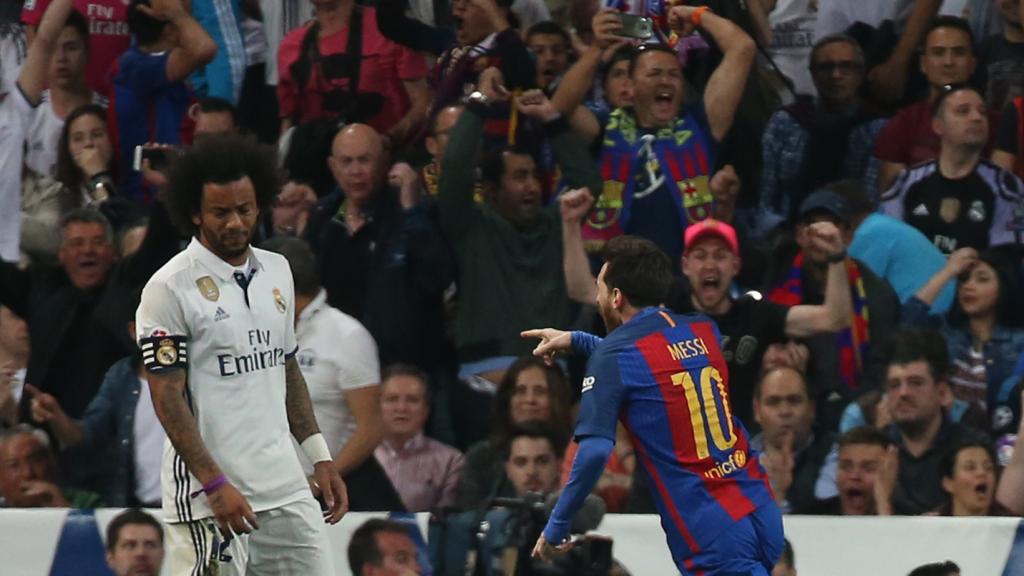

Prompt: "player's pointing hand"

[521,328,572,365]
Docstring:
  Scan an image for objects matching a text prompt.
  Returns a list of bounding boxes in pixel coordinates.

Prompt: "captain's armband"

[140,335,188,373]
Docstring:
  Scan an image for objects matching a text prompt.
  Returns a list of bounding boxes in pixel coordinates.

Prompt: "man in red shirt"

[22,0,131,96]
[276,0,430,148]
[872,16,978,194]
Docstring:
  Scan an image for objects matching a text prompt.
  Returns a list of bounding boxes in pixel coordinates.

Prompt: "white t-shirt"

[0,85,33,263]
[815,0,966,39]
[768,0,817,97]
[133,375,166,505]
[136,238,307,523]
[260,0,314,85]
[293,289,379,474]
[24,90,108,177]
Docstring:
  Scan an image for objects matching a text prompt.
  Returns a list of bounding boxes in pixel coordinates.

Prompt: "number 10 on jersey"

[671,366,737,459]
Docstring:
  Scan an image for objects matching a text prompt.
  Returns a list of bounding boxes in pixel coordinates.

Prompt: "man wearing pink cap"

[674,218,852,427]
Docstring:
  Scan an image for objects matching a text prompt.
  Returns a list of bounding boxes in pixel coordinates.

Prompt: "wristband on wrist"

[190,473,228,499]
[827,250,847,264]
[301,433,333,464]
[691,6,710,27]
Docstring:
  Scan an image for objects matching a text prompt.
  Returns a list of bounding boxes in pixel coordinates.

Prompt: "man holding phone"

[552,4,755,270]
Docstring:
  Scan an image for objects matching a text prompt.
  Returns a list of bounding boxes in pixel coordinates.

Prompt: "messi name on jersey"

[666,337,709,361]
[217,329,287,377]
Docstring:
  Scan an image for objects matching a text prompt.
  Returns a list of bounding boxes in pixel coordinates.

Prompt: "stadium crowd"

[1,0,1024,573]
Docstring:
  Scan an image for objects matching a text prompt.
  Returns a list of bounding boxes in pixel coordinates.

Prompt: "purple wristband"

[190,474,228,499]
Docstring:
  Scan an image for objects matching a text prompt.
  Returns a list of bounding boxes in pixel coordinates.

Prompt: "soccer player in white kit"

[135,134,347,575]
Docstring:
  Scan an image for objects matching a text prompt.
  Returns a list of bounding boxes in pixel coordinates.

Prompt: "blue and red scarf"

[767,253,871,392]
[581,107,715,251]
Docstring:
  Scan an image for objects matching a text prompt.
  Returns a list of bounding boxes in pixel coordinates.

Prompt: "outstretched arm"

[668,5,756,141]
[533,435,613,559]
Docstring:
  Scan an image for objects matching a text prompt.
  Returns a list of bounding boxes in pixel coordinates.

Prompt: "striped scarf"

[767,252,871,392]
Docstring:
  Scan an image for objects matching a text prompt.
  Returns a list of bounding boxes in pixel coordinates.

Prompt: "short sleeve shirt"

[22,0,130,96]
[276,6,428,133]
[136,238,307,523]
[879,160,1024,254]
[293,289,380,473]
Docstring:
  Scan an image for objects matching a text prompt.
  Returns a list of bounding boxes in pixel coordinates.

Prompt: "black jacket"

[0,202,180,419]
[306,187,455,368]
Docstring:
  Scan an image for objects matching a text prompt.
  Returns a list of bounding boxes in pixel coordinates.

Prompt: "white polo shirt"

[294,289,380,474]
[136,238,308,523]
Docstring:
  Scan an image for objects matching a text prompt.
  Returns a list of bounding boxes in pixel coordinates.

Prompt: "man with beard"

[439,75,600,382]
[797,426,892,515]
[880,329,987,515]
[879,84,1024,255]
[105,508,165,576]
[135,134,346,574]
[562,195,853,428]
[525,236,783,575]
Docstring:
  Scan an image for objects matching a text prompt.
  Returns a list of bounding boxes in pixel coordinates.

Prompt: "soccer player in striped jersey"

[526,236,784,575]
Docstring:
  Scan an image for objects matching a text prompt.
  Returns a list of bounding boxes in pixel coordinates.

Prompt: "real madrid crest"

[196,276,220,302]
[967,200,986,223]
[156,338,177,366]
[273,288,287,313]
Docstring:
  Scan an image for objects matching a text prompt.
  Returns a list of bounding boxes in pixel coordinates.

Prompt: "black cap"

[798,189,851,224]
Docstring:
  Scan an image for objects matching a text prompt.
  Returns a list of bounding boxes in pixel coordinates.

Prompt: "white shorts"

[166,497,332,575]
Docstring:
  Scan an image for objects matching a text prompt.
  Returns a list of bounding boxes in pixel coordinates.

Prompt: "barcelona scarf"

[581,107,715,251]
[767,252,871,392]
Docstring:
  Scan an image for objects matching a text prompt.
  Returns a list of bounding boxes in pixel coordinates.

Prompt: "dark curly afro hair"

[163,133,282,236]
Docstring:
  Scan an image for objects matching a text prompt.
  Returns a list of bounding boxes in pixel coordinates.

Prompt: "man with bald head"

[305,123,454,369]
[751,367,838,513]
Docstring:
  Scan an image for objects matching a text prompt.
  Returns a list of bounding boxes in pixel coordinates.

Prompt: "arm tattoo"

[149,371,220,481]
[285,357,321,443]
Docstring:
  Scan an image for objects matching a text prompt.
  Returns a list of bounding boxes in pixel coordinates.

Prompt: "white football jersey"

[136,238,307,523]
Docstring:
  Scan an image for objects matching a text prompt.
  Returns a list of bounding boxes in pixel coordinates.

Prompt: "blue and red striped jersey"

[575,306,775,569]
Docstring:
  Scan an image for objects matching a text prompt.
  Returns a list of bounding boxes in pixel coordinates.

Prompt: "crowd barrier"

[0,509,1021,575]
